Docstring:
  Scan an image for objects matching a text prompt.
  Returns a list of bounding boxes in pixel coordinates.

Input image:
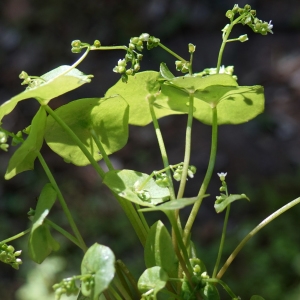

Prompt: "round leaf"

[81,243,115,299]
[138,266,168,295]
[44,96,129,166]
[103,169,170,207]
[105,71,184,126]
[0,66,93,122]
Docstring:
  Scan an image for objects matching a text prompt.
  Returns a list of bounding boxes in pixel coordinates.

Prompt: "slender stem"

[90,45,128,51]
[37,153,88,252]
[212,204,231,278]
[183,107,218,244]
[115,262,133,299]
[108,284,123,300]
[112,276,132,300]
[44,219,81,249]
[205,278,238,299]
[0,228,31,244]
[148,103,176,200]
[158,43,187,62]
[217,197,300,279]
[90,129,114,171]
[189,52,194,75]
[43,104,105,178]
[177,94,194,200]
[134,203,150,233]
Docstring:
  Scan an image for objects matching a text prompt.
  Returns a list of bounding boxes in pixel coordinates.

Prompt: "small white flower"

[217,172,227,181]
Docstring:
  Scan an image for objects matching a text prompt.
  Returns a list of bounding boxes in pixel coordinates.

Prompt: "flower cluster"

[19,71,46,89]
[53,276,79,300]
[227,4,273,35]
[113,33,160,82]
[172,165,197,182]
[0,243,22,270]
[195,66,237,80]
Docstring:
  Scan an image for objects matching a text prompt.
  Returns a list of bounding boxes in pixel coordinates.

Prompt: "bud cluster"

[19,71,45,89]
[113,33,160,82]
[154,172,169,188]
[175,60,190,73]
[0,243,22,270]
[226,4,273,36]
[172,165,196,182]
[53,276,79,300]
[196,66,237,80]
[215,172,228,204]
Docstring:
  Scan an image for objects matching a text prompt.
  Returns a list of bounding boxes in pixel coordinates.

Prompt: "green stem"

[112,276,132,300]
[148,102,176,200]
[90,45,128,51]
[37,153,88,252]
[44,219,81,249]
[217,196,300,279]
[43,105,105,178]
[158,42,187,62]
[115,262,133,299]
[90,129,114,171]
[205,278,238,299]
[0,228,31,244]
[108,284,123,300]
[134,203,150,233]
[177,94,194,200]
[183,107,218,244]
[212,204,231,278]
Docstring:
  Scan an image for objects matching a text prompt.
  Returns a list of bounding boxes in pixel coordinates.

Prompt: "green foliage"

[0,3,297,300]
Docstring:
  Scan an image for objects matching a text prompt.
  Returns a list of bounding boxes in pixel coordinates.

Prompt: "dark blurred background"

[1,0,300,299]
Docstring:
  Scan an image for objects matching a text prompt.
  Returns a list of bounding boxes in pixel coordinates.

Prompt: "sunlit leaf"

[81,243,115,300]
[5,107,46,180]
[0,66,93,122]
[103,169,170,207]
[45,96,129,166]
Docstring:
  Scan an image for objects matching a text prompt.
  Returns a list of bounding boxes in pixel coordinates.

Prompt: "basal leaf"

[214,193,250,213]
[105,71,184,126]
[44,96,129,166]
[139,197,200,212]
[81,243,115,300]
[144,221,178,278]
[0,66,93,122]
[103,169,170,207]
[138,266,168,296]
[28,183,59,264]
[5,107,46,180]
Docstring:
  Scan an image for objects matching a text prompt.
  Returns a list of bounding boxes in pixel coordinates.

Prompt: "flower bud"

[244,4,251,11]
[225,10,234,19]
[71,40,81,48]
[139,33,150,41]
[117,59,126,67]
[93,40,101,47]
[19,71,28,79]
[188,43,196,53]
[130,37,140,44]
[71,47,82,53]
[129,43,135,50]
[238,34,248,42]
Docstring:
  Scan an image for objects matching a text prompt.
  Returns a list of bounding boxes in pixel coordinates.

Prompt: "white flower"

[217,172,227,181]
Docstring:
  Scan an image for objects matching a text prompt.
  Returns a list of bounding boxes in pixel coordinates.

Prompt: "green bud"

[14,250,22,257]
[238,34,248,42]
[125,69,133,75]
[225,10,234,19]
[71,40,81,48]
[130,37,140,44]
[250,10,256,16]
[238,8,244,15]
[173,171,182,181]
[19,71,28,79]
[71,47,82,53]
[139,33,150,41]
[244,4,251,11]
[137,54,143,60]
[188,43,196,53]
[117,59,127,67]
[121,74,128,83]
[232,4,239,13]
[0,131,7,144]
[129,43,135,50]
[133,64,140,72]
[6,245,15,253]
[93,40,101,47]
[220,186,226,192]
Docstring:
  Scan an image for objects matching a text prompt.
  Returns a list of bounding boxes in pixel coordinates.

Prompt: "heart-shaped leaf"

[103,169,170,207]
[105,71,184,126]
[5,107,46,180]
[0,66,93,122]
[138,266,169,296]
[28,183,59,263]
[214,193,250,213]
[44,96,129,166]
[81,243,115,300]
[145,221,178,278]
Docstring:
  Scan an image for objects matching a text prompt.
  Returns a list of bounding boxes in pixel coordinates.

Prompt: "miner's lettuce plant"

[0,4,298,300]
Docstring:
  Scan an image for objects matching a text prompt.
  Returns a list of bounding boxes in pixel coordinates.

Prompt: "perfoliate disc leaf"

[28,183,59,264]
[5,107,46,179]
[144,221,178,277]
[81,243,115,299]
[0,66,93,122]
[138,266,169,295]
[103,169,170,207]
[105,71,184,126]
[44,96,129,166]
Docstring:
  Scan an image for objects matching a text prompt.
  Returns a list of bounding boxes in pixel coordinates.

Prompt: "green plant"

[0,4,298,299]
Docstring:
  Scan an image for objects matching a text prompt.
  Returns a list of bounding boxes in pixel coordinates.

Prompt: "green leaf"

[138,266,168,296]
[139,197,201,212]
[28,183,59,263]
[160,63,175,80]
[81,243,115,300]
[160,74,265,125]
[214,194,250,213]
[201,283,220,300]
[103,169,170,207]
[5,107,46,179]
[105,71,184,126]
[0,66,93,122]
[250,296,265,300]
[44,96,129,166]
[144,221,178,278]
